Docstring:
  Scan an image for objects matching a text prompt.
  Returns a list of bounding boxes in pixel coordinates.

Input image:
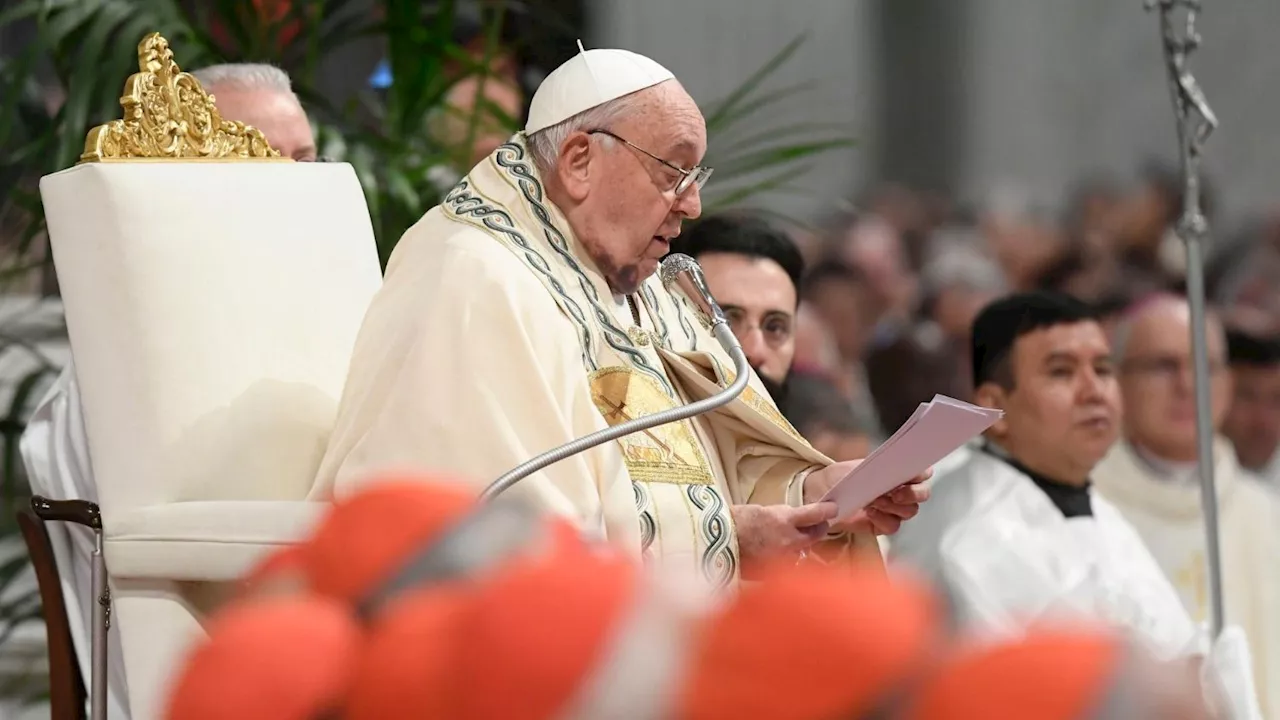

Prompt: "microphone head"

[660,253,727,328]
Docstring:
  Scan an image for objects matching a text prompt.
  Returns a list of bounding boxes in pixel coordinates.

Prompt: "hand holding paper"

[818,395,1003,521]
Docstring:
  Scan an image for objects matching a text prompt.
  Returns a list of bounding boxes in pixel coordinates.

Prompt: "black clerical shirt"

[979,442,1093,518]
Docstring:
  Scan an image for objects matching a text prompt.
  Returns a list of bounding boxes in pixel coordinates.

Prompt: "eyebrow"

[1044,351,1112,364]
[1042,351,1080,364]
[722,303,794,319]
[668,138,701,162]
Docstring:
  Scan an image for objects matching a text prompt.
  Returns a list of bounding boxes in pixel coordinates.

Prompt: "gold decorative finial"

[79,32,285,163]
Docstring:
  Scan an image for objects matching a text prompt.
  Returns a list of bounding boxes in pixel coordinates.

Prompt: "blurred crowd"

[675,169,1280,487]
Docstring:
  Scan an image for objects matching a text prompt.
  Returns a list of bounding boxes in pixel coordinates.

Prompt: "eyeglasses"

[1122,355,1226,380]
[588,129,713,197]
[723,308,794,346]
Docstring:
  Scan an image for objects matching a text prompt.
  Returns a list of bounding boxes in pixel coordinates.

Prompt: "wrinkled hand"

[730,502,838,564]
[802,460,933,536]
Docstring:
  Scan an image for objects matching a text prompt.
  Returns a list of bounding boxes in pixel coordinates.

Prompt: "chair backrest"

[39,159,382,514]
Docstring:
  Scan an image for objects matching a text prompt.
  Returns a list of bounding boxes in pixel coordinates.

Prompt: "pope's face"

[980,320,1121,482]
[579,81,705,294]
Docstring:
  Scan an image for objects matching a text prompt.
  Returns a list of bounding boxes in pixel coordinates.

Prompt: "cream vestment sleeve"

[312,223,640,553]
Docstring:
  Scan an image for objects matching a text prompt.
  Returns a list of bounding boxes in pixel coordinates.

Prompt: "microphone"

[481,253,751,500]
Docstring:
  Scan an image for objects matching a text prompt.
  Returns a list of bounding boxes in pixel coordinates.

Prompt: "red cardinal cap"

[164,596,360,720]
[345,582,475,720]
[678,559,941,720]
[454,551,642,720]
[900,630,1122,720]
[301,476,479,604]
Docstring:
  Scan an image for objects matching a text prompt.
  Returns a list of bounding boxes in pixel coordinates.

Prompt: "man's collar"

[1130,442,1200,484]
[980,440,1093,517]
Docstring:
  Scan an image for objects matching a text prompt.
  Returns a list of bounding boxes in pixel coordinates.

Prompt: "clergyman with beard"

[671,212,804,408]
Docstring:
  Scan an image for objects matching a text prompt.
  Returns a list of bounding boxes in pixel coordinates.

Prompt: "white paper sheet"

[819,394,1003,519]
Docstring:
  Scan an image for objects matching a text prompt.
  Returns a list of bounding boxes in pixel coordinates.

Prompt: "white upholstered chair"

[36,33,383,720]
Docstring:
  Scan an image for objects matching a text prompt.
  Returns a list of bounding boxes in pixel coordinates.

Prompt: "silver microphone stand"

[482,254,750,500]
[1146,0,1224,637]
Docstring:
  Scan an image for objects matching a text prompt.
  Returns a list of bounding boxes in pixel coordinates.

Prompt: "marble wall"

[957,0,1280,230]
[591,0,1280,230]
[590,0,880,223]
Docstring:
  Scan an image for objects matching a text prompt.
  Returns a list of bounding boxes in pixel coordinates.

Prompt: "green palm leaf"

[701,33,855,215]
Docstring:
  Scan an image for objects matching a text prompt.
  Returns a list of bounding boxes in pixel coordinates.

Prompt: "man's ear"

[555,132,593,202]
[973,382,1010,438]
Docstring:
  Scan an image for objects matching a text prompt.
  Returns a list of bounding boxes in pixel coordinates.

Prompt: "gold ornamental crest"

[79,32,284,163]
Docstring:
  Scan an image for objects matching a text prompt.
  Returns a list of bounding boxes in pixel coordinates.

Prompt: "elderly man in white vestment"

[1093,293,1280,718]
[312,48,929,585]
[888,291,1263,718]
[20,63,316,720]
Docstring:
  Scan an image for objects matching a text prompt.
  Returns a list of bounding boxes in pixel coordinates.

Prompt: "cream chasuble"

[312,135,880,588]
[1093,438,1280,718]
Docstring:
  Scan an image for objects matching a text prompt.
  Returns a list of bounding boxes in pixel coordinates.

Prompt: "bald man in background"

[20,63,317,720]
[1093,293,1280,718]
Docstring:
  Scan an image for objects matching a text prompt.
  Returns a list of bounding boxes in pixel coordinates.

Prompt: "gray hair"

[192,63,296,99]
[1109,294,1225,362]
[525,87,657,174]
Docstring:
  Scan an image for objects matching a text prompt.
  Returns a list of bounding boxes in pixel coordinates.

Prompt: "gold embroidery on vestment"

[589,367,715,486]
[627,326,653,346]
[706,356,810,444]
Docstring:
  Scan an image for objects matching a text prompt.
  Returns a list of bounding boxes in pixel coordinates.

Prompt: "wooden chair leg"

[16,506,87,720]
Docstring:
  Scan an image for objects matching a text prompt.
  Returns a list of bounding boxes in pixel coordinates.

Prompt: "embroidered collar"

[441,134,702,398]
[1094,438,1241,522]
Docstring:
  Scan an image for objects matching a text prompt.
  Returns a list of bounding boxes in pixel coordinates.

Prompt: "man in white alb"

[889,291,1262,718]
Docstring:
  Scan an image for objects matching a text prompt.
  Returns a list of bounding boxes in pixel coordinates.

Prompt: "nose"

[737,326,767,368]
[1173,362,1195,395]
[674,183,702,220]
[1078,367,1108,402]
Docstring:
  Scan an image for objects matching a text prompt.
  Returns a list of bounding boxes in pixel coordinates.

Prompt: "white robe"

[1241,447,1280,494]
[19,360,132,719]
[889,446,1198,661]
[310,135,879,588]
[1094,439,1280,718]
